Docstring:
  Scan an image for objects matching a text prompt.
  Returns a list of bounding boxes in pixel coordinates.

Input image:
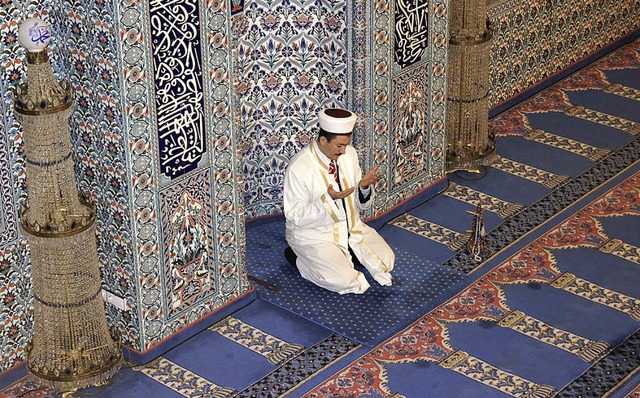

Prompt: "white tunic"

[283,140,395,294]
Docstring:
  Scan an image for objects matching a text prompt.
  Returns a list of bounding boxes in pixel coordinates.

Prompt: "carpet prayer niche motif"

[210,317,303,365]
[126,316,360,397]
[521,129,610,162]
[492,39,640,146]
[131,315,306,396]
[485,155,570,189]
[390,213,469,251]
[443,182,525,219]
[600,238,640,265]
[135,357,235,397]
[305,171,640,397]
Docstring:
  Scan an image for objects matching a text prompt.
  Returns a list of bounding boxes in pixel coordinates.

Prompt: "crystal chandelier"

[14,18,122,395]
[446,0,496,172]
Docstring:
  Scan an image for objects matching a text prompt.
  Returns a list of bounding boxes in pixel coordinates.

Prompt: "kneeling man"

[283,108,395,294]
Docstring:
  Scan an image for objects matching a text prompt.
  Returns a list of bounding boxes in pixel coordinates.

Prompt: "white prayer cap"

[318,108,357,134]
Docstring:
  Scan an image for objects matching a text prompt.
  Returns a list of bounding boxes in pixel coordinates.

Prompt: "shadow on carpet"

[246,216,469,346]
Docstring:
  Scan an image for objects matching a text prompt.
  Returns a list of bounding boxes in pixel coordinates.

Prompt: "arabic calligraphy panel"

[394,0,429,69]
[150,0,207,180]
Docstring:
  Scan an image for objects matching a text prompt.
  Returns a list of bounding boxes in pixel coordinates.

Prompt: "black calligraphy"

[394,0,429,69]
[150,0,206,179]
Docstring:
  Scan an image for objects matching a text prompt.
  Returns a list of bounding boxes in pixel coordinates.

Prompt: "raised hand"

[328,185,355,200]
[360,165,381,189]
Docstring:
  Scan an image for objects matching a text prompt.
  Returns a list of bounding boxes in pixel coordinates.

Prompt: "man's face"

[318,134,352,160]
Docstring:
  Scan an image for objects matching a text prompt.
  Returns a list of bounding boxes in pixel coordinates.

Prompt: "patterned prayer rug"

[246,219,469,346]
[301,164,640,398]
[0,299,364,398]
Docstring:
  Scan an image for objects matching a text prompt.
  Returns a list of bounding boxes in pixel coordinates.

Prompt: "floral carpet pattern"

[305,169,640,397]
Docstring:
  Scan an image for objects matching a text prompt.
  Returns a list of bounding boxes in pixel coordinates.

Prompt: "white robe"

[283,140,395,294]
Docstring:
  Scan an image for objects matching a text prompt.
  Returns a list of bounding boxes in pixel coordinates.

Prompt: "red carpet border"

[445,38,640,275]
[304,171,640,397]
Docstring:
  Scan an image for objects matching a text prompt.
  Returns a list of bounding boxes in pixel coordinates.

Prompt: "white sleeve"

[284,164,344,228]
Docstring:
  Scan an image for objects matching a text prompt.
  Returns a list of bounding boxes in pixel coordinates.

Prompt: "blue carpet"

[46,298,365,398]
[99,368,182,398]
[293,38,640,397]
[526,112,634,150]
[299,163,640,398]
[246,217,469,346]
[496,135,595,177]
[407,192,507,232]
[378,223,458,264]
[602,69,640,89]
[566,90,640,121]
[449,166,552,207]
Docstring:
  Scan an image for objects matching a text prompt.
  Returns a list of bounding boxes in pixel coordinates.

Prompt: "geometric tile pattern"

[238,0,349,218]
[487,0,639,106]
[389,64,432,191]
[0,0,638,382]
[239,0,450,219]
[12,0,248,359]
[0,240,31,371]
[59,0,139,348]
[160,169,214,318]
[0,2,45,375]
[0,114,18,247]
[112,0,249,352]
[361,0,449,219]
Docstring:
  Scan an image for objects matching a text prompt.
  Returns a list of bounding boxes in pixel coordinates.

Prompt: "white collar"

[312,139,332,166]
